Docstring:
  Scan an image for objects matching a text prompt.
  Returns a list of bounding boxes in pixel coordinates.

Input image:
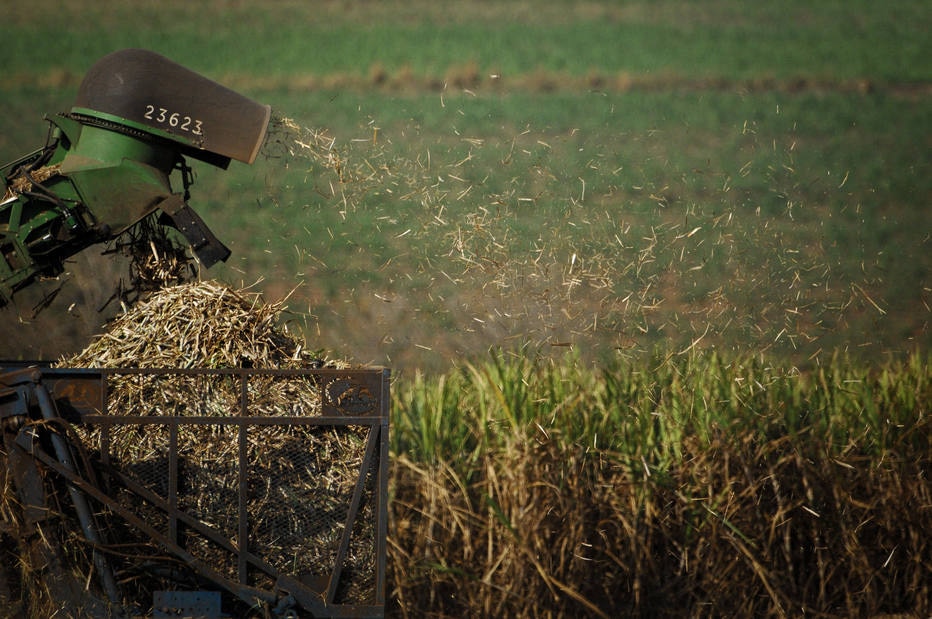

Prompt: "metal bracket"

[157,194,231,267]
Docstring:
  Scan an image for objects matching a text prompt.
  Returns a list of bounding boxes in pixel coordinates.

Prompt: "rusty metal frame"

[1,364,389,618]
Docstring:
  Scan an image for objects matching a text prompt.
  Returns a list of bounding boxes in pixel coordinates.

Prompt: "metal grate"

[27,366,389,617]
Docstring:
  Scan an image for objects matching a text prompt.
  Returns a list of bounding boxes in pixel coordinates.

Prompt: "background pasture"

[1,0,929,371]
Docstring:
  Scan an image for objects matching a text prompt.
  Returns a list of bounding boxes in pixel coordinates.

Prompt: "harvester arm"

[0,49,271,307]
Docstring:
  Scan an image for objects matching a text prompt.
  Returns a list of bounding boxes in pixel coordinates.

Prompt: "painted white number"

[143,104,203,135]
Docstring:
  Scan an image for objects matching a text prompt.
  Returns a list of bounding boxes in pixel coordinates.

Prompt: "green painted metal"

[0,49,270,307]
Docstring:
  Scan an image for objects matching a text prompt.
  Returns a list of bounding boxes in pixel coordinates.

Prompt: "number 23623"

[143,105,203,135]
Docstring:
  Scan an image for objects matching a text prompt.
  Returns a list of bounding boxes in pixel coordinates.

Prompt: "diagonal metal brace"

[23,439,279,609]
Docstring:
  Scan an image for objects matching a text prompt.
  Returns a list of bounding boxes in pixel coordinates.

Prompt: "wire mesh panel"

[53,366,390,617]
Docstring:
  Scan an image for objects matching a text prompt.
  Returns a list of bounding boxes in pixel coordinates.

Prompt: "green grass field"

[2,0,928,370]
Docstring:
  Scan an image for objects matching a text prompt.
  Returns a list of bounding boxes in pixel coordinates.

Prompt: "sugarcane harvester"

[1,48,271,306]
[0,50,389,618]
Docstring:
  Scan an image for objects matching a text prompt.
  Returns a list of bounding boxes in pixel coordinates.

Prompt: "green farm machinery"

[0,50,388,618]
[1,48,269,304]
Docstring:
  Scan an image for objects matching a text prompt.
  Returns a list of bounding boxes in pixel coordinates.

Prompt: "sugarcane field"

[1,2,929,618]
